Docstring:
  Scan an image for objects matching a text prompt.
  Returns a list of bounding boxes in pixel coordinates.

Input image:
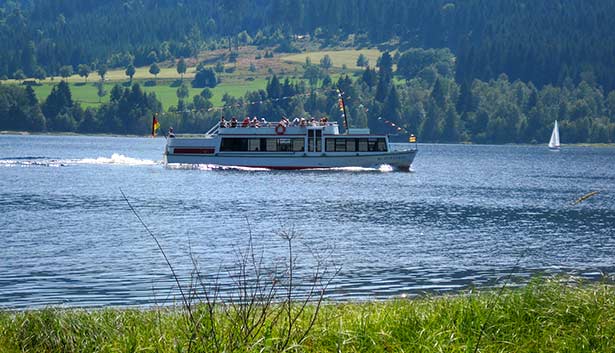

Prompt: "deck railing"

[218,121,338,129]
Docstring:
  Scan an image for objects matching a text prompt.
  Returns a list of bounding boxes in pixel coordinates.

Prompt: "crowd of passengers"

[219,116,330,128]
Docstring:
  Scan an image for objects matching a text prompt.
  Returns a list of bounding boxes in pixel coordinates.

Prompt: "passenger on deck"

[310,117,317,126]
[292,117,300,126]
[320,117,328,126]
[220,116,228,128]
[168,127,175,138]
[251,117,260,128]
[241,117,250,127]
[230,117,238,128]
[299,118,307,127]
[261,118,267,127]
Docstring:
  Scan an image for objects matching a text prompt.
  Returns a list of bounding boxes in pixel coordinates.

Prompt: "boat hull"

[165,150,417,170]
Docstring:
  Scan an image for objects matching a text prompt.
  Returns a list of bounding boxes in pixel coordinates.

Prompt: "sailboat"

[548,120,560,150]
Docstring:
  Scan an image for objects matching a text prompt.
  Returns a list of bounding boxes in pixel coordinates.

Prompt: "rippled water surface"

[1,134,614,308]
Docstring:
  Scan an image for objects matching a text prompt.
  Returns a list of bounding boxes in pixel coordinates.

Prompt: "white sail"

[548,120,560,149]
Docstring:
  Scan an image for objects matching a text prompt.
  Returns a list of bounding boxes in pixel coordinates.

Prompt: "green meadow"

[22,48,382,111]
[30,78,269,110]
[284,48,383,69]
[1,279,613,352]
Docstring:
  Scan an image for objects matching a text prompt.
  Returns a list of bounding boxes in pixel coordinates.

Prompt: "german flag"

[152,114,160,137]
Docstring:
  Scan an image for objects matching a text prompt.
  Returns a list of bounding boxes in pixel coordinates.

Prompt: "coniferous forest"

[1,0,615,143]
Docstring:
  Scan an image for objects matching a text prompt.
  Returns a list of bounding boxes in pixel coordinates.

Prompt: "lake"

[1,134,614,309]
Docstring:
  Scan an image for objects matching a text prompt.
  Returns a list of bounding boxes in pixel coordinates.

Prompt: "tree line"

[5,49,613,144]
[2,0,615,91]
[0,81,161,135]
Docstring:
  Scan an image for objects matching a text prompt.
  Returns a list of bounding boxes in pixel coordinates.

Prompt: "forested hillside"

[1,0,615,143]
[2,0,615,90]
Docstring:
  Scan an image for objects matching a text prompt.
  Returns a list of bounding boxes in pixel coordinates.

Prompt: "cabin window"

[358,139,369,152]
[324,138,363,152]
[308,129,322,152]
[292,139,305,152]
[278,139,292,152]
[346,139,356,152]
[377,139,387,152]
[335,139,346,152]
[266,139,277,152]
[248,139,260,151]
[220,138,248,151]
[221,137,308,152]
[368,139,378,152]
[326,139,335,152]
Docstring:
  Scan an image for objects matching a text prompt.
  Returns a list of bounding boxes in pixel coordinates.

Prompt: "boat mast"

[337,88,350,134]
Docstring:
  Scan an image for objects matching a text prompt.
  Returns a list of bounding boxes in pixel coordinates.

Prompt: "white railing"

[218,121,338,129]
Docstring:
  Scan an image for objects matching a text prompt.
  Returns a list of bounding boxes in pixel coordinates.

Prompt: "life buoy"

[275,123,286,135]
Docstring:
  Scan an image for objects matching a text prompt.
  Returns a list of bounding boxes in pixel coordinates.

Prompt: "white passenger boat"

[164,120,417,171]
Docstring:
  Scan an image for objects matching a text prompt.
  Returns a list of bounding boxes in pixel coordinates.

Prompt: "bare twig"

[119,188,197,351]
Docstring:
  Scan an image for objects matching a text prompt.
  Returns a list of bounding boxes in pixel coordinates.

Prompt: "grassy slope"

[284,48,383,69]
[22,47,381,110]
[1,280,613,352]
[31,78,268,110]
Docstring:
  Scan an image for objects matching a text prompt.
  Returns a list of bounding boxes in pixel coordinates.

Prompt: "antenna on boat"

[337,87,350,135]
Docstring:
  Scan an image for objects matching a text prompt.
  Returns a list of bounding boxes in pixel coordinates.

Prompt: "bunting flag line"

[337,88,349,129]
[377,117,408,134]
[159,88,343,117]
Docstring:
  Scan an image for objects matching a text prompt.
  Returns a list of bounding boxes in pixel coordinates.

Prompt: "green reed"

[1,277,613,352]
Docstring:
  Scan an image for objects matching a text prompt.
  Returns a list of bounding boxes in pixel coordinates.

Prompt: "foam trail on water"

[76,153,159,166]
[0,153,159,167]
[330,164,394,172]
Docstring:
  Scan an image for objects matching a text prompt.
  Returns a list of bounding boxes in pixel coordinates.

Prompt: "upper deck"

[216,121,340,136]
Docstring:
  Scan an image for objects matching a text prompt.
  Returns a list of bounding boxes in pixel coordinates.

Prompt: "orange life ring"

[275,123,286,135]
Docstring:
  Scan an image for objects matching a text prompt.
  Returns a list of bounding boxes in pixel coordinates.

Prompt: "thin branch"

[119,188,197,351]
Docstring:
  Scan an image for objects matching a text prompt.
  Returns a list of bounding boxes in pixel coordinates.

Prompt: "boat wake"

[330,165,395,172]
[0,153,160,168]
[77,154,159,166]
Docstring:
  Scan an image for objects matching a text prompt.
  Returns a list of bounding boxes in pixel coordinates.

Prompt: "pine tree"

[25,85,38,106]
[77,64,91,83]
[177,57,187,80]
[375,75,389,102]
[430,78,447,107]
[442,106,461,142]
[377,52,393,85]
[267,74,282,99]
[97,65,108,82]
[356,53,368,67]
[125,64,136,83]
[149,63,161,80]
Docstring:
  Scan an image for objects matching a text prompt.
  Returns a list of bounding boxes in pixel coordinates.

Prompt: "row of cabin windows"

[220,137,387,153]
[220,138,304,152]
[325,138,387,152]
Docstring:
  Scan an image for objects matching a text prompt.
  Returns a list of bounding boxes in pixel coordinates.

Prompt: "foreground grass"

[1,279,613,352]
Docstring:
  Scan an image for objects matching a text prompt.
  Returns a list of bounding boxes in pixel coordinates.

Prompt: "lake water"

[1,134,614,309]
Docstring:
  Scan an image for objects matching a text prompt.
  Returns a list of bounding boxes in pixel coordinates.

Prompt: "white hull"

[165,150,417,170]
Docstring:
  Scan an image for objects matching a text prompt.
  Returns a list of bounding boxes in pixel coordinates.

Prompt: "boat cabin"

[215,122,388,154]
